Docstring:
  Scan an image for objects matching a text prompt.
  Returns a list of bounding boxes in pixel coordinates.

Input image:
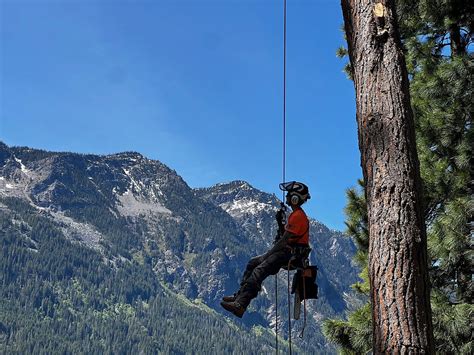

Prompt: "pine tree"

[340,0,434,351]
[324,1,473,353]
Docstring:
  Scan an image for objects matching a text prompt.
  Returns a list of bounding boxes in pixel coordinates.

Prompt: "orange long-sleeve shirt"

[285,207,310,245]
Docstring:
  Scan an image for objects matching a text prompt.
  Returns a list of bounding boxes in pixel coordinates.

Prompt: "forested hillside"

[0,142,359,354]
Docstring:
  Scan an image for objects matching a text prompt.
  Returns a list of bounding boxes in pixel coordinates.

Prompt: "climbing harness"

[287,249,318,338]
[284,245,313,353]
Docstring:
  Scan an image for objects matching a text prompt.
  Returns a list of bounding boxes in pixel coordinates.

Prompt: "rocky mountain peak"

[197,180,278,207]
[109,151,144,160]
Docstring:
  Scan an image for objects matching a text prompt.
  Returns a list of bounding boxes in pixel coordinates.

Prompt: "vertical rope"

[284,1,290,354]
[275,276,278,354]
[276,0,287,354]
[282,0,287,196]
[287,260,292,355]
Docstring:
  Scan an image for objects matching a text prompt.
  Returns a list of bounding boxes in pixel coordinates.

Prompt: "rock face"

[0,142,359,353]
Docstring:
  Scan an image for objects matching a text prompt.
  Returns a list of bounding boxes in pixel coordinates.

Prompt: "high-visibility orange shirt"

[285,207,310,245]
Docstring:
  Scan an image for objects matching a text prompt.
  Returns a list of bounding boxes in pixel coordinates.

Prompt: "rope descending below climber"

[220,181,311,318]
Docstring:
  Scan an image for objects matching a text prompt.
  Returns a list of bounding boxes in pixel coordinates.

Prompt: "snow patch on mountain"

[0,177,24,199]
[14,157,29,174]
[220,199,276,218]
[329,237,342,256]
[122,168,143,193]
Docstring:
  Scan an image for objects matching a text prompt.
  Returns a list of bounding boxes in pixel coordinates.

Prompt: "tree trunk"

[449,23,465,56]
[340,1,434,353]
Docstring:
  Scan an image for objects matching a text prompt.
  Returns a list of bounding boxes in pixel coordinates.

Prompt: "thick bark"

[340,0,434,353]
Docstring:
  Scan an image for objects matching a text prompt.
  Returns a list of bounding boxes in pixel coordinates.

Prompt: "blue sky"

[1,0,361,230]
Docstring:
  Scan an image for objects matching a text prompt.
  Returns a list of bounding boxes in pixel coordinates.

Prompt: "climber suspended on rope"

[220,181,311,318]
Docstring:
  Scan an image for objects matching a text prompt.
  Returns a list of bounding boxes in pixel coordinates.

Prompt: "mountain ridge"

[0,142,359,353]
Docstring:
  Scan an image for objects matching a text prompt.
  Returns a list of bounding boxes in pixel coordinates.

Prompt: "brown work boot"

[222,294,236,302]
[220,301,246,318]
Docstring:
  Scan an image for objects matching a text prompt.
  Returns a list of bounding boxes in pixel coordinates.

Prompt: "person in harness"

[220,181,311,318]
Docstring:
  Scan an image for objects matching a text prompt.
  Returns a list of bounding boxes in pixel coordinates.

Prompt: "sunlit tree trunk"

[340,0,434,353]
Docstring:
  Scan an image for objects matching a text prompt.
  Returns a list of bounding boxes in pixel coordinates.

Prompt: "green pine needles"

[322,182,372,355]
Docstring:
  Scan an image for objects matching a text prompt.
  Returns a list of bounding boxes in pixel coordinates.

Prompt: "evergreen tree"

[324,1,473,353]
[340,0,434,351]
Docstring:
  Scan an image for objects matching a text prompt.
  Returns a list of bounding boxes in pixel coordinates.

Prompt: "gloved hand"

[275,209,285,227]
[275,206,286,242]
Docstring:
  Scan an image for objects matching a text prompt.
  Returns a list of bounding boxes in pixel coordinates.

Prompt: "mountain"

[0,142,359,354]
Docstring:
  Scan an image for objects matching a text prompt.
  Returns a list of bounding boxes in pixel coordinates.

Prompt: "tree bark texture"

[340,1,434,353]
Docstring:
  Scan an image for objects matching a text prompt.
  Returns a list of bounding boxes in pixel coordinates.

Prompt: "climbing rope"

[275,1,312,347]
[282,0,287,195]
[287,260,292,355]
[275,275,278,354]
[275,0,287,353]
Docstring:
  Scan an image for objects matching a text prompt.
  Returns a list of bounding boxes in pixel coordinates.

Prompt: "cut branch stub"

[373,3,385,18]
[373,2,388,38]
